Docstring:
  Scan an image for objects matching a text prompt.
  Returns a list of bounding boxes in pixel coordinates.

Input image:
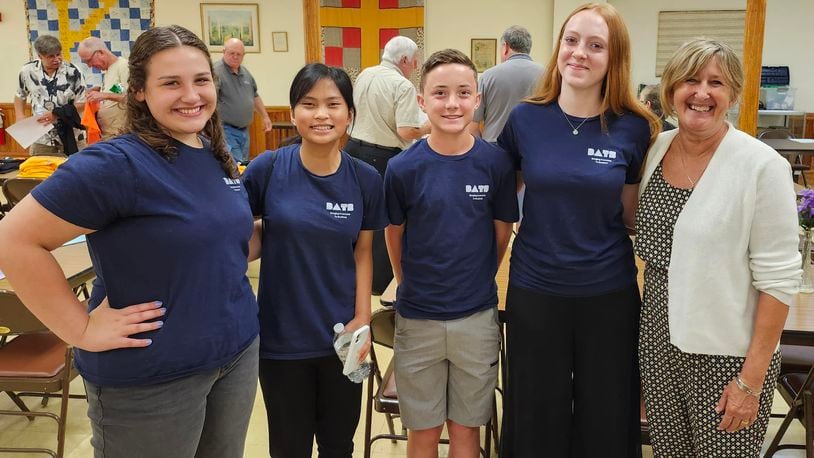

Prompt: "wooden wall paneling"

[738,0,767,137]
[248,107,296,159]
[248,110,267,158]
[0,102,320,160]
[303,0,321,64]
[3,103,296,159]
[0,103,29,157]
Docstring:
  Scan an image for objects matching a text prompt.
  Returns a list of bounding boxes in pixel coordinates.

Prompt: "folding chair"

[2,177,44,209]
[640,394,651,445]
[362,306,494,457]
[765,364,814,457]
[0,292,86,457]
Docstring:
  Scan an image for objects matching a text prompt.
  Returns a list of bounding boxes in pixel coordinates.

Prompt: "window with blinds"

[656,10,745,76]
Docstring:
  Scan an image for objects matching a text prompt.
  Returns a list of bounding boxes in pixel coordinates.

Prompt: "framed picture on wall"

[471,38,497,73]
[200,3,261,53]
[272,31,288,52]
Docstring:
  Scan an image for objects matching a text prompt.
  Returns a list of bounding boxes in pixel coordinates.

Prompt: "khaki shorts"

[394,307,500,430]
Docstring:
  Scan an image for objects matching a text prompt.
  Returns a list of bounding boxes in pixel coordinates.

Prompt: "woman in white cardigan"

[634,38,801,456]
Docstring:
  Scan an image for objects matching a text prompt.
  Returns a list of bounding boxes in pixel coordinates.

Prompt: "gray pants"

[84,337,259,458]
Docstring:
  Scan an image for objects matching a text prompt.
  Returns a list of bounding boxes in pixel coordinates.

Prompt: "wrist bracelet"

[735,375,760,397]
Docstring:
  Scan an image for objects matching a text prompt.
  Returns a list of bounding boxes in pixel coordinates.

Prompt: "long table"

[761,138,814,156]
[0,242,94,294]
[0,170,19,184]
[782,293,814,346]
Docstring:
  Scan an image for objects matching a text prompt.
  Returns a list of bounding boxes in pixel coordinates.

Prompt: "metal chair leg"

[486,420,493,457]
[4,391,35,421]
[385,413,397,443]
[765,405,797,457]
[363,367,375,458]
[805,389,814,458]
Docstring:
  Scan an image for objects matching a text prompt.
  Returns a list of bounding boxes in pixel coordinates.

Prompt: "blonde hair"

[659,38,743,118]
[527,3,659,145]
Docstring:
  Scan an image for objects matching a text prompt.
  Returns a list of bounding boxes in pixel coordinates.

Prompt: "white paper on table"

[62,234,86,246]
[790,138,814,144]
[6,116,52,149]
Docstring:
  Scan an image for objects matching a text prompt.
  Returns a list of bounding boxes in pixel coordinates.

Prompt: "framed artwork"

[471,38,497,73]
[272,31,288,52]
[200,3,260,53]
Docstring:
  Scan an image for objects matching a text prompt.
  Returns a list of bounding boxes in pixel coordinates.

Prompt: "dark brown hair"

[419,49,478,90]
[124,25,237,178]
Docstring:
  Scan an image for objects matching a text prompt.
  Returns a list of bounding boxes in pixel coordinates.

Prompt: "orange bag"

[81,102,101,145]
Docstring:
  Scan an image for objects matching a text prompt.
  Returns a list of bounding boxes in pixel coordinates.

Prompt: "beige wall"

[155,0,304,106]
[613,0,814,113]
[2,1,33,104]
[761,0,813,112]
[425,0,554,71]
[0,0,555,107]
[2,0,811,114]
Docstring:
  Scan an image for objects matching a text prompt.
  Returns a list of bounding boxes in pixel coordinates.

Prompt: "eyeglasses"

[80,50,101,65]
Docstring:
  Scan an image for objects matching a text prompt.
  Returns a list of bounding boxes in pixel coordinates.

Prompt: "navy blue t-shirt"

[242,145,388,360]
[385,138,519,320]
[498,102,650,296]
[31,134,259,387]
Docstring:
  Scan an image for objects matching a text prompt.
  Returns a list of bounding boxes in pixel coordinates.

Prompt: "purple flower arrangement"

[799,189,814,230]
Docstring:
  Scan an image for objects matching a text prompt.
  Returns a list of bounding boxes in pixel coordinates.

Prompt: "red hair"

[527,3,659,146]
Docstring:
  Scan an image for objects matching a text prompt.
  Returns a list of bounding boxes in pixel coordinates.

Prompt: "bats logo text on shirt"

[327,202,354,219]
[587,148,617,165]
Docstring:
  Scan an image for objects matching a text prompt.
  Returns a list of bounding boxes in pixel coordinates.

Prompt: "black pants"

[259,356,362,458]
[500,283,642,458]
[344,138,401,294]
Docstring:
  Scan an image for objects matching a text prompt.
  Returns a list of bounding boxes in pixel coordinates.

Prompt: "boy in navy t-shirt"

[384,49,518,456]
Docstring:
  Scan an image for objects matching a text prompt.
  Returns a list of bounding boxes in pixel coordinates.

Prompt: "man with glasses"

[14,34,86,156]
[77,37,128,140]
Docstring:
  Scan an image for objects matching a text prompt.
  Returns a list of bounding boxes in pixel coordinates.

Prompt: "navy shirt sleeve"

[624,116,651,184]
[355,159,389,230]
[491,148,520,223]
[384,159,407,226]
[31,143,136,230]
[498,107,523,171]
[241,149,278,215]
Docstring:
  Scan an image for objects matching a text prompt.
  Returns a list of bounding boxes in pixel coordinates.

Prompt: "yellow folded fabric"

[18,156,67,179]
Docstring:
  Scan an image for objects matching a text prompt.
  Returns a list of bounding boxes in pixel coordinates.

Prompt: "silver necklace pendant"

[561,106,589,136]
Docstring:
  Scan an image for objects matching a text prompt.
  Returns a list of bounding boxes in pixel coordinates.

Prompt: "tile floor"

[0,325,808,457]
[0,262,809,457]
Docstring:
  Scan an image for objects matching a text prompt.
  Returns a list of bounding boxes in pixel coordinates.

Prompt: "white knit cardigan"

[638,123,802,357]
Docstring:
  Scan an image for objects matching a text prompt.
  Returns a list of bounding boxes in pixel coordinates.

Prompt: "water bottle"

[332,322,371,384]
